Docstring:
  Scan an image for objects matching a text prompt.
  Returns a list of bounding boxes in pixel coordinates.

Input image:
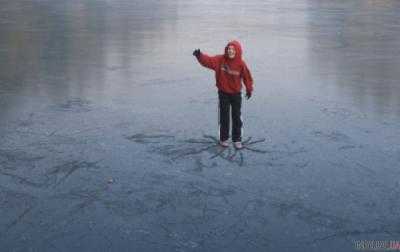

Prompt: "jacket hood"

[224,40,243,62]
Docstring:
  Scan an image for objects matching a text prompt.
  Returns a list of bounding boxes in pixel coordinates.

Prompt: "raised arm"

[193,49,220,71]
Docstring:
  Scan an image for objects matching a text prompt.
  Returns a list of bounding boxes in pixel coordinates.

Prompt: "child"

[193,40,253,149]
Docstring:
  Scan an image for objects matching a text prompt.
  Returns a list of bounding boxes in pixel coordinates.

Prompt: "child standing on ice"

[193,40,253,149]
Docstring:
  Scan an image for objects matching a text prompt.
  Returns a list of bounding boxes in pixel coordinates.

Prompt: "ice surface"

[1,0,400,251]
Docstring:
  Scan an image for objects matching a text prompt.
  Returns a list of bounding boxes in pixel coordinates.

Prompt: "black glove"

[245,91,252,100]
[193,49,201,58]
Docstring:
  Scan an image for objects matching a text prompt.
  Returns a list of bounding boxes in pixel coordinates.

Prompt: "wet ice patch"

[0,185,36,233]
[46,160,102,188]
[106,65,125,72]
[269,199,348,237]
[0,149,45,170]
[16,113,35,128]
[125,133,175,143]
[51,98,92,113]
[312,130,351,143]
[309,97,368,120]
[311,130,365,151]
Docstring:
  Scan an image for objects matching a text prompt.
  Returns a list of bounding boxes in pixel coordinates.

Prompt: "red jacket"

[196,40,253,94]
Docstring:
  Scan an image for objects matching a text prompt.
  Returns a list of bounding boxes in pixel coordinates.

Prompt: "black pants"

[218,90,242,142]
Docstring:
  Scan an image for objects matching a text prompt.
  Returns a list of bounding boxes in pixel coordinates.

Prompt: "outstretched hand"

[193,49,201,58]
[245,91,252,100]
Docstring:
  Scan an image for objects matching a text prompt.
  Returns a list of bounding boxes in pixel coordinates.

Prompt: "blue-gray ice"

[1,0,400,251]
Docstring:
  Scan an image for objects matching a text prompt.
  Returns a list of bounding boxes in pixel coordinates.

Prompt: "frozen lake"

[1,0,400,251]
